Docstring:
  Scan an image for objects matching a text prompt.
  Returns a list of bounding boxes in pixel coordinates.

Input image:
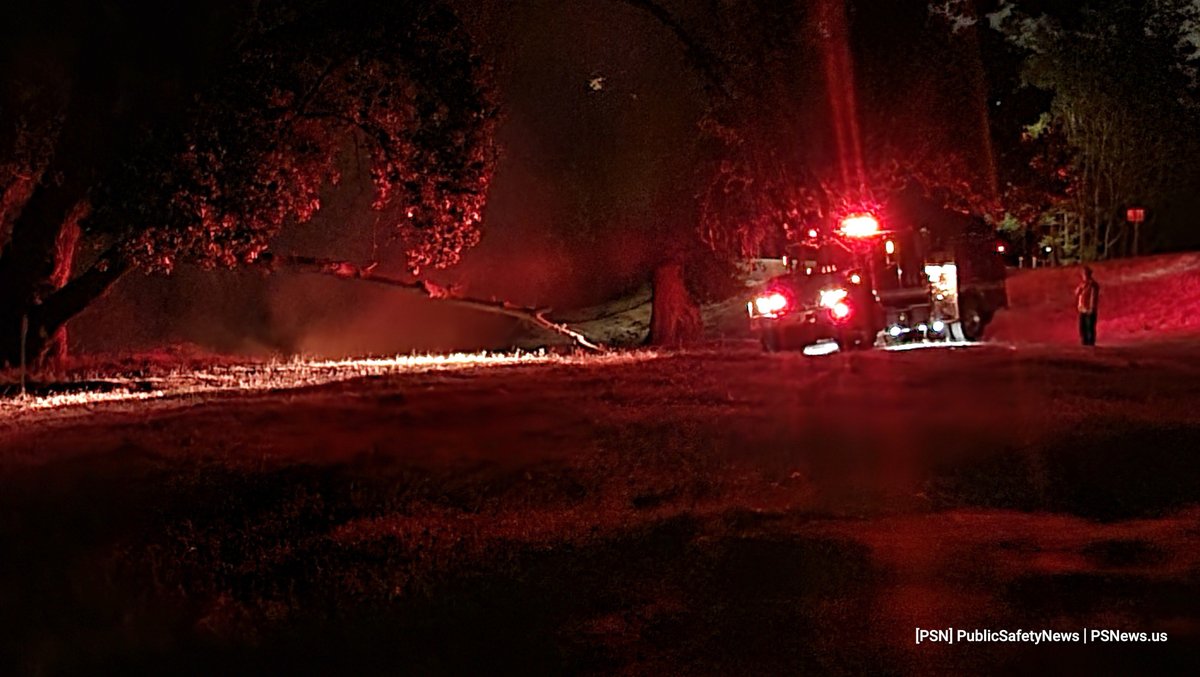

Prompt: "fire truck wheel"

[837,331,871,351]
[959,296,985,341]
[760,329,781,352]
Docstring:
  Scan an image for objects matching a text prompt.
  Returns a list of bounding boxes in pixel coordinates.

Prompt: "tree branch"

[260,253,605,352]
[608,0,734,102]
[34,245,132,337]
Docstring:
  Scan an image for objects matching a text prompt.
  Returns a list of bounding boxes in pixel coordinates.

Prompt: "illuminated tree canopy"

[0,0,497,365]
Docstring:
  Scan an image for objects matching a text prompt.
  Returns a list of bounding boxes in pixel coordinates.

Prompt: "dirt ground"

[3,338,1200,675]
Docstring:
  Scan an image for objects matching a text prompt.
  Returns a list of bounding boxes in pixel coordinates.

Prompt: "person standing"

[1075,266,1100,346]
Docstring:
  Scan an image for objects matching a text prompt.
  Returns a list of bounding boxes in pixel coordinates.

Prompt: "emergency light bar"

[839,213,881,238]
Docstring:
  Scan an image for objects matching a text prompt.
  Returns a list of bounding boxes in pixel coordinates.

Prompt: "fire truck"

[747,211,1007,352]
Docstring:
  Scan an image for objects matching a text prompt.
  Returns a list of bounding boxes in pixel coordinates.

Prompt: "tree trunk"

[41,203,86,361]
[0,245,128,368]
[0,186,92,367]
[648,261,702,347]
[0,100,101,367]
[0,24,124,367]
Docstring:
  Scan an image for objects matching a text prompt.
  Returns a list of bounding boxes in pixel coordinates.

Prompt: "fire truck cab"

[747,211,1007,352]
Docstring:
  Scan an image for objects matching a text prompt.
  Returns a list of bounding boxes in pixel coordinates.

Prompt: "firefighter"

[1075,266,1100,346]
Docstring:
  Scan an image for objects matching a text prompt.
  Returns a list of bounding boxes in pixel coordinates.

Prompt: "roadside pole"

[19,315,28,397]
[1126,207,1145,257]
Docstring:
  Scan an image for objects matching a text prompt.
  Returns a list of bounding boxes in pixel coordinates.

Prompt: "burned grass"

[3,342,1200,673]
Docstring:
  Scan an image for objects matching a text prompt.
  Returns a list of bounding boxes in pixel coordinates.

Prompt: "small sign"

[1126,208,1146,223]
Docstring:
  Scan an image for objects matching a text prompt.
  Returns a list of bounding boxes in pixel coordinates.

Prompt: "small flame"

[1,351,653,419]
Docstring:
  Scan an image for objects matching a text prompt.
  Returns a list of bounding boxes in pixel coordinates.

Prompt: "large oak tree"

[0,0,497,366]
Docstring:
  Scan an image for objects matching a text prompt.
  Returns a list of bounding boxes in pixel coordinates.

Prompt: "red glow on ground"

[989,252,1200,344]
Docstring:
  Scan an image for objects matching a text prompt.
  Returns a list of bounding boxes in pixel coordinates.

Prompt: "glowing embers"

[6,389,166,412]
[0,351,652,416]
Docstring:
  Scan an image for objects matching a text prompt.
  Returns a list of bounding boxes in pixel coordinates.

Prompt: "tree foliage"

[687,0,846,257]
[619,0,1003,345]
[100,0,497,276]
[633,0,1003,259]
[0,0,497,364]
[987,0,1200,260]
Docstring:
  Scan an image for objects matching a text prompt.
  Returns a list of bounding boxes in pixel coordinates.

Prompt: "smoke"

[70,0,708,358]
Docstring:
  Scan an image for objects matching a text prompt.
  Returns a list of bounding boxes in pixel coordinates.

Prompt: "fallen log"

[259,253,604,352]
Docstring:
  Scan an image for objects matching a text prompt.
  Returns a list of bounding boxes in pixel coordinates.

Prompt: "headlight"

[818,288,849,308]
[819,288,852,321]
[753,292,789,316]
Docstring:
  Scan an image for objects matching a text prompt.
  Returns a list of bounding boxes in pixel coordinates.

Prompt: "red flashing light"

[996,244,1007,253]
[839,213,880,238]
[819,288,852,321]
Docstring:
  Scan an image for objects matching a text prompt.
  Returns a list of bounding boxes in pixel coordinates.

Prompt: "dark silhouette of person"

[1075,266,1100,346]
